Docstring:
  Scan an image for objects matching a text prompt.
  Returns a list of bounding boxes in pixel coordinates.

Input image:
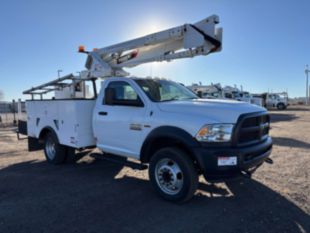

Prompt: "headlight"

[196,124,234,142]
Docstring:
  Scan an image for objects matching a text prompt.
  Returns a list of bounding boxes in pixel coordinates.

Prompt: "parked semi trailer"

[20,15,273,202]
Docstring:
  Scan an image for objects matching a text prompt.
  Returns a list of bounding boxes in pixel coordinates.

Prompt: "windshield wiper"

[161,98,179,102]
[161,97,197,102]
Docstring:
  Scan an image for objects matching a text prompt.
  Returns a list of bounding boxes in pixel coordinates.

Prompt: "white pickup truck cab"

[266,93,288,110]
[23,77,272,202]
[21,15,273,202]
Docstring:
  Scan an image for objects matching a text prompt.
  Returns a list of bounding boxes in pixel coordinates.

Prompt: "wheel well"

[141,137,199,169]
[277,102,286,109]
[38,127,57,143]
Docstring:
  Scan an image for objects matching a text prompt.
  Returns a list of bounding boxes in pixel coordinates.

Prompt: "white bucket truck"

[253,92,288,110]
[21,15,272,202]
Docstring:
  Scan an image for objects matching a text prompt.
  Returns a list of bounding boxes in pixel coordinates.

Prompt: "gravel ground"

[0,106,309,233]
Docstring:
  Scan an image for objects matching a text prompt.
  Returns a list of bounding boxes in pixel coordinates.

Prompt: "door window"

[104,81,143,106]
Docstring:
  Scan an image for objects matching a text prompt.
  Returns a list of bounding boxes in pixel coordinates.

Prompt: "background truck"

[253,92,288,110]
[188,83,263,106]
[265,92,289,110]
[21,15,273,202]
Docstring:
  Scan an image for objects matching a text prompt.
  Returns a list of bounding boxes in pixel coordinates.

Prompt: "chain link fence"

[0,101,26,127]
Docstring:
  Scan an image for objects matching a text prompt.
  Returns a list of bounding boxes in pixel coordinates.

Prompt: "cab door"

[266,94,275,108]
[93,80,148,159]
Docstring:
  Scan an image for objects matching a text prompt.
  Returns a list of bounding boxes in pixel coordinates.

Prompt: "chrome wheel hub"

[155,158,184,195]
[46,138,56,160]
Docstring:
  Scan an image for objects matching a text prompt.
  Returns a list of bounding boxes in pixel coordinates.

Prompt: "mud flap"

[18,120,28,135]
[28,137,44,152]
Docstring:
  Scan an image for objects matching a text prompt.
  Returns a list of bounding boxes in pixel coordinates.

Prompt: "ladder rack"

[23,74,97,100]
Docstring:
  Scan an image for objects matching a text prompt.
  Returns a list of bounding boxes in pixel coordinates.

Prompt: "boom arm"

[23,15,222,98]
[81,15,222,78]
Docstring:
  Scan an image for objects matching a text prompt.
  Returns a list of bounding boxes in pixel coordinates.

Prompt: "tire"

[44,132,67,164]
[149,147,198,203]
[277,103,285,110]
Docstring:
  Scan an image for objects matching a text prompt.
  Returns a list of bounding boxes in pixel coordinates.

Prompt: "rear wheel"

[149,147,198,203]
[44,132,67,164]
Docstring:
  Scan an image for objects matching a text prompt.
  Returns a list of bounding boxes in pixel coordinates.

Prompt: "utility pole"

[305,65,309,105]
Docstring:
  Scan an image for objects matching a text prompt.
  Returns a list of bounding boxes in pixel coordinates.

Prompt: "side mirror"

[105,88,115,105]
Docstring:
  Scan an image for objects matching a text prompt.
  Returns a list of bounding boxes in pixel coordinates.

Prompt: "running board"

[90,153,148,170]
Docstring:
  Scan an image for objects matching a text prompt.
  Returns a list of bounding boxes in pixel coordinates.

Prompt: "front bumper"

[192,136,273,179]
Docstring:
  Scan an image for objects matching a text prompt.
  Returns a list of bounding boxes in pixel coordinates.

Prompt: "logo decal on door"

[130,123,142,131]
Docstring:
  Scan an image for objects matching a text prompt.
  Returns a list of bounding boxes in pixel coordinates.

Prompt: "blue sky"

[0,0,310,100]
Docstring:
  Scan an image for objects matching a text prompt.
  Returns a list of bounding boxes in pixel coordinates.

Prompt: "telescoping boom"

[80,15,222,78]
[23,15,222,97]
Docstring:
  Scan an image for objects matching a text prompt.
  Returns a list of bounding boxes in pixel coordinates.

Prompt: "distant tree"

[0,90,3,101]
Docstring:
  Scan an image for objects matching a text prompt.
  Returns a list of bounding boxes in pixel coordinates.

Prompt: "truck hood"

[157,99,266,123]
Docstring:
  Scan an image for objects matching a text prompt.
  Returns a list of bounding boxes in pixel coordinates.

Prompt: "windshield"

[135,79,198,102]
[203,92,221,99]
[270,94,280,99]
[243,93,251,98]
[232,91,241,98]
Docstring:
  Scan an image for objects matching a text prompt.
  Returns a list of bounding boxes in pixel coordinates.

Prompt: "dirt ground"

[0,106,309,233]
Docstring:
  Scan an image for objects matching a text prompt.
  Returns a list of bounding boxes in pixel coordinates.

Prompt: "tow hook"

[241,170,252,178]
[265,157,273,164]
[241,163,263,178]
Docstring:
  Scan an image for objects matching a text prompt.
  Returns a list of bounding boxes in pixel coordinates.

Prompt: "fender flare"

[38,126,59,143]
[140,126,200,163]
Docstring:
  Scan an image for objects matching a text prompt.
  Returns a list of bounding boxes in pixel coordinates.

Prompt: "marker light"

[131,50,138,58]
[78,45,85,53]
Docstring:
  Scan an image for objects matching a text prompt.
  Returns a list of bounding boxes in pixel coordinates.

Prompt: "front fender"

[140,126,200,163]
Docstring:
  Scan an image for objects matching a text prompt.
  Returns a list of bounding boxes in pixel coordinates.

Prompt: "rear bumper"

[192,137,273,179]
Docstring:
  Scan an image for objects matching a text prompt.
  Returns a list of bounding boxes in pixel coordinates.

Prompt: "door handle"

[99,111,108,116]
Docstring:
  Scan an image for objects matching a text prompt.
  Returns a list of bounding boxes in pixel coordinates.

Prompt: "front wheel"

[149,147,198,203]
